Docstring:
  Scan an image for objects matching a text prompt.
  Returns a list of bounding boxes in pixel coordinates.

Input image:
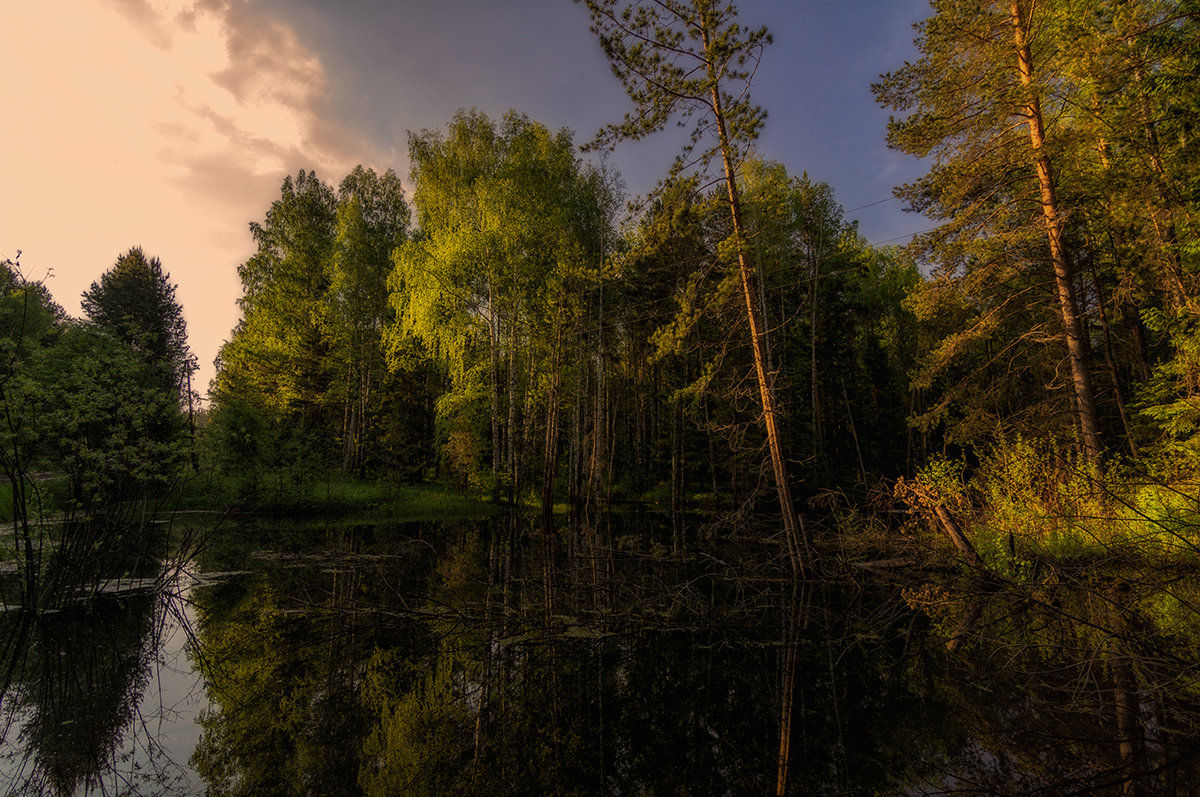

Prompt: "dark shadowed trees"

[82,246,193,406]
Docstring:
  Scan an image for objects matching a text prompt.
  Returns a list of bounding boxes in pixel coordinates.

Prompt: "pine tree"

[578,0,806,571]
[874,0,1107,461]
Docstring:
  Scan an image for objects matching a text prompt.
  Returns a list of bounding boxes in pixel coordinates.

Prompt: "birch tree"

[391,110,613,500]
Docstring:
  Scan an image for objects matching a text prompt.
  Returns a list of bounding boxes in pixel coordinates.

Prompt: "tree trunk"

[542,362,561,531]
[507,309,517,502]
[705,396,719,500]
[776,582,805,796]
[490,278,502,478]
[1012,0,1103,464]
[1087,252,1137,456]
[670,398,682,554]
[569,360,585,511]
[342,357,354,473]
[810,246,821,465]
[701,20,805,573]
[590,280,607,511]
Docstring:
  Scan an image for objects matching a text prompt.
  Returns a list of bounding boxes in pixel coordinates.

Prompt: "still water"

[2,513,1199,795]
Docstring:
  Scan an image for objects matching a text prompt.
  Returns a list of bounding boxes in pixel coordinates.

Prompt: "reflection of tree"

[28,595,156,794]
[360,518,939,794]
[37,518,167,607]
[898,574,1200,793]
[189,522,437,797]
[358,640,473,796]
[190,586,374,797]
[181,515,1200,795]
[0,588,163,795]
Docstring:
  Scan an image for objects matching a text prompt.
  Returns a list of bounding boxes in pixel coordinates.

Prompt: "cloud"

[211,3,326,110]
[103,0,175,49]
[0,0,379,397]
[91,0,381,205]
[141,0,373,189]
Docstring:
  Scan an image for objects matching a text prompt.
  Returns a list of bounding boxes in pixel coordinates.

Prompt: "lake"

[2,511,1199,795]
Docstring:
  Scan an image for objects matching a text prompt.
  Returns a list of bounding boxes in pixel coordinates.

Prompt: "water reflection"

[898,573,1200,794]
[3,513,1199,794]
[184,515,1200,794]
[0,566,207,796]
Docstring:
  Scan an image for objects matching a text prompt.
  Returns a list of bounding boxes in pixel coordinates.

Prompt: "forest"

[2,0,1200,793]
[0,0,1197,583]
[192,0,1198,576]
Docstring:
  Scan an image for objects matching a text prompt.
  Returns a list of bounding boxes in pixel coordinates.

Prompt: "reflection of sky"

[134,578,209,796]
[0,571,211,796]
[1,0,931,397]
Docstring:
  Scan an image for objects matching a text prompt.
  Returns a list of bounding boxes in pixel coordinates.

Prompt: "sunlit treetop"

[577,0,771,177]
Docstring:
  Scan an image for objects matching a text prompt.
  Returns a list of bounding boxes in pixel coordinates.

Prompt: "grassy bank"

[174,466,504,521]
[905,437,1200,577]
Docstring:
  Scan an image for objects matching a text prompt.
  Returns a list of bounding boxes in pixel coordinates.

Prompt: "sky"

[0,0,933,399]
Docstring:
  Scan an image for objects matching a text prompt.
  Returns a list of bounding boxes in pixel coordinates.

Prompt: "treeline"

[0,248,194,513]
[876,0,1200,464]
[0,0,1193,633]
[0,0,1191,572]
[207,109,918,515]
[197,0,1198,551]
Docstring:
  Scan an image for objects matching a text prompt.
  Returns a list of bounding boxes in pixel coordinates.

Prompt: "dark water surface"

[2,513,1200,795]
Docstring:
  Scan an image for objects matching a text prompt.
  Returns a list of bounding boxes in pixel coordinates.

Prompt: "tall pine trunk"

[1012,0,1103,463]
[702,18,805,572]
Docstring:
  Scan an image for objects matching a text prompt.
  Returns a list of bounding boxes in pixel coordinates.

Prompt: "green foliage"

[942,435,1200,573]
[392,109,615,492]
[359,643,474,797]
[877,0,1200,461]
[34,322,190,509]
[0,258,63,348]
[217,169,338,418]
[82,246,194,403]
[1,250,192,519]
[213,166,428,483]
[970,436,1101,571]
[629,159,921,492]
[578,0,770,176]
[1136,306,1200,455]
[203,396,269,502]
[916,455,966,503]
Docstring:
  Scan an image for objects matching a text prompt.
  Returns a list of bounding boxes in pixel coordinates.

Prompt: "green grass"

[178,465,505,521]
[378,482,502,520]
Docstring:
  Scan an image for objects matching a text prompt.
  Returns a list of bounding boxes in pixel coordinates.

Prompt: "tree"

[738,162,921,485]
[392,110,615,507]
[874,0,1113,462]
[81,247,193,405]
[0,253,63,609]
[213,167,432,495]
[578,0,806,571]
[38,323,189,512]
[77,247,195,487]
[212,171,341,493]
[218,171,338,420]
[330,166,410,473]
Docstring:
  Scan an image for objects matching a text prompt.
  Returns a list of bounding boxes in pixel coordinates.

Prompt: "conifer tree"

[82,246,193,404]
[874,0,1106,461]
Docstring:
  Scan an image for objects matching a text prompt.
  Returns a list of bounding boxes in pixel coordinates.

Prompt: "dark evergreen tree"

[81,246,193,404]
